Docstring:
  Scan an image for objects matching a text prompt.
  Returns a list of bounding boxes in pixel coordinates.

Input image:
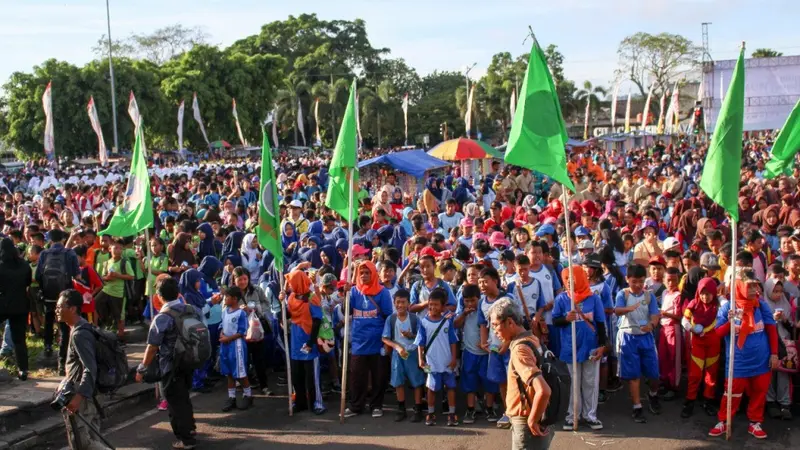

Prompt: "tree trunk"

[377,112,382,149]
[331,106,337,144]
[294,115,298,147]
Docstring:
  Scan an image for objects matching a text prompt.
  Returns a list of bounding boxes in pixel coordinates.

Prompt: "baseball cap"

[638,220,658,232]
[577,240,595,251]
[321,273,338,288]
[352,244,370,256]
[648,255,666,266]
[489,231,511,248]
[699,253,721,270]
[460,217,474,227]
[574,226,591,237]
[419,246,442,259]
[536,224,556,237]
[662,237,680,250]
[289,199,303,208]
[583,253,602,269]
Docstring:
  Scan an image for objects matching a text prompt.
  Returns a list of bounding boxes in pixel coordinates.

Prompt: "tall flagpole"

[280,271,293,416]
[725,219,737,439]
[105,0,119,154]
[561,187,579,432]
[339,168,356,423]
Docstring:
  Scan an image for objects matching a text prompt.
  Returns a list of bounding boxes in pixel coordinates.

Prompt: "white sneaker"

[372,408,384,418]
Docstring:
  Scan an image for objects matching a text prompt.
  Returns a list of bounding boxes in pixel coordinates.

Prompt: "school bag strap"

[389,313,420,342]
[422,317,449,360]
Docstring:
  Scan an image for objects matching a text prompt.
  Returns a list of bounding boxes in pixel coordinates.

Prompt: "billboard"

[703,54,800,131]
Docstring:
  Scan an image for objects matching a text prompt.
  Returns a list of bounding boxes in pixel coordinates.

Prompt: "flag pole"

[561,187,579,432]
[279,269,293,416]
[339,167,356,424]
[725,218,737,440]
[145,228,154,325]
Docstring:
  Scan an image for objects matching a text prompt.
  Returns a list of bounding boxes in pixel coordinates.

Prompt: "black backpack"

[41,251,71,300]
[119,257,137,303]
[71,325,129,394]
[511,338,571,427]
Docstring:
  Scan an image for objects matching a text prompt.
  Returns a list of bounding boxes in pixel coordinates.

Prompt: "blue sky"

[1,0,798,93]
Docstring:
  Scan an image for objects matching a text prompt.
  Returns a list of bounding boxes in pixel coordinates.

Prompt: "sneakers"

[497,414,511,429]
[748,422,767,439]
[463,409,476,424]
[708,421,726,437]
[447,413,459,427]
[411,407,424,423]
[331,382,342,394]
[597,391,608,405]
[261,387,273,396]
[486,409,500,423]
[585,419,603,431]
[372,408,384,418]
[702,399,718,417]
[680,401,694,418]
[767,402,782,419]
[222,397,237,412]
[648,394,662,415]
[157,400,169,411]
[343,408,359,418]
[632,407,647,423]
[425,413,436,426]
[313,406,327,415]
[394,409,407,422]
[17,371,27,381]
[172,441,196,449]
[562,420,575,431]
[239,396,253,410]
[606,378,624,393]
[780,406,792,420]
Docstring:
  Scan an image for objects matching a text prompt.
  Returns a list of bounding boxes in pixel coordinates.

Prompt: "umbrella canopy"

[428,138,501,161]
[210,140,232,149]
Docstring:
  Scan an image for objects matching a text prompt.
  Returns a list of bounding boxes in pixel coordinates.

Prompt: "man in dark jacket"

[56,289,111,450]
[36,229,80,374]
[135,277,199,449]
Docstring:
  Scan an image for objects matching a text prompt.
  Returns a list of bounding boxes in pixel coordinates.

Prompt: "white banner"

[641,84,654,129]
[42,81,54,160]
[583,97,590,140]
[624,89,632,133]
[192,93,210,145]
[297,98,306,146]
[465,84,475,137]
[177,100,185,151]
[509,89,516,123]
[402,93,409,146]
[657,90,668,134]
[232,98,247,147]
[128,91,141,131]
[270,108,279,149]
[87,96,108,166]
[610,80,621,128]
[314,99,321,146]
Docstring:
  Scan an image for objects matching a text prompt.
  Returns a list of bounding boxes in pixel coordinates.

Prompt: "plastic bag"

[245,311,264,342]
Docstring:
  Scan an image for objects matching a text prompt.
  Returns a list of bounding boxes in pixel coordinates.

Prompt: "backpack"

[77,326,129,394]
[119,256,137,303]
[41,251,71,300]
[163,305,211,370]
[388,313,420,341]
[412,279,449,302]
[511,338,571,427]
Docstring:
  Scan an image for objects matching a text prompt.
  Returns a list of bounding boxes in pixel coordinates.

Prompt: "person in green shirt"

[96,240,134,340]
[122,236,146,322]
[145,237,169,316]
[160,216,176,245]
[93,235,112,277]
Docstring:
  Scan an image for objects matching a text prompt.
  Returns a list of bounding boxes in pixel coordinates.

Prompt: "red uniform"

[683,295,720,401]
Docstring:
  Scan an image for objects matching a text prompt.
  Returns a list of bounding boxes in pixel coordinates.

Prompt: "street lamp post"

[106,0,120,154]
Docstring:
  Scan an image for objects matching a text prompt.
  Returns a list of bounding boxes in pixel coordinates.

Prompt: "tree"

[92,25,209,64]
[311,78,350,145]
[752,48,783,58]
[359,80,397,148]
[576,81,608,114]
[275,75,311,146]
[410,71,465,145]
[542,44,579,120]
[616,32,701,98]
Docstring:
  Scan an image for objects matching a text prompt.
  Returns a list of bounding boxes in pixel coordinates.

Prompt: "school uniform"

[682,297,719,401]
[382,314,425,388]
[459,307,497,394]
[615,290,660,380]
[289,295,325,412]
[531,265,562,357]
[477,292,518,384]
[219,307,248,379]
[414,315,458,391]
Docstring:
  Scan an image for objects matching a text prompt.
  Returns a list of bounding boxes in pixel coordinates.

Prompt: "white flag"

[672,85,681,132]
[314,99,321,146]
[402,93,409,146]
[657,90,668,134]
[610,80,621,128]
[624,89,632,133]
[42,81,55,160]
[641,84,654,129]
[583,97,590,140]
[355,93,362,148]
[128,91,141,131]
[232,99,247,147]
[296,98,306,146]
[465,84,475,137]
[87,97,108,166]
[664,83,678,134]
[509,89,516,123]
[177,100,185,151]
[269,107,279,149]
[192,93,210,145]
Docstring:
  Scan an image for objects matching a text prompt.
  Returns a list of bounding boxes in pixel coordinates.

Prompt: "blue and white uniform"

[219,306,248,379]
[477,292,517,384]
[615,290,659,380]
[531,265,562,356]
[459,307,497,393]
[414,315,458,391]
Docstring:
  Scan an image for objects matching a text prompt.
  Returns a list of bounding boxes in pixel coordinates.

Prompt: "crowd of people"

[2,136,800,449]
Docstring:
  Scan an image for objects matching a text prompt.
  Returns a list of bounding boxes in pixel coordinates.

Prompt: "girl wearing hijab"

[709,277,779,440]
[222,231,246,260]
[197,222,221,260]
[399,207,414,237]
[240,233,263,280]
[283,269,326,415]
[680,277,720,418]
[198,256,223,291]
[422,176,442,216]
[232,267,271,396]
[169,232,197,276]
[763,279,793,420]
[282,222,300,261]
[180,268,213,392]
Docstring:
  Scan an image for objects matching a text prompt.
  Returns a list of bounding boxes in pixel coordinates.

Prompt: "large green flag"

[99,122,153,237]
[505,38,575,193]
[764,98,800,179]
[325,79,359,221]
[699,46,745,222]
[257,126,284,272]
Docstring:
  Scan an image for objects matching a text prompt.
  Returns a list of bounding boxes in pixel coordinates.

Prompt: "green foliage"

[751,48,783,58]
[616,32,700,98]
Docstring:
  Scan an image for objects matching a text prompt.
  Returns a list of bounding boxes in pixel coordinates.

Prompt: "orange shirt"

[505,334,542,418]
[86,241,102,268]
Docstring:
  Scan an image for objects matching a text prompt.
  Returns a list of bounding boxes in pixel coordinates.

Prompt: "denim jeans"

[0,321,13,353]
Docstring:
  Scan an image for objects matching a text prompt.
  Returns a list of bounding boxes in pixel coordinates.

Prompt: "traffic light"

[693,105,704,134]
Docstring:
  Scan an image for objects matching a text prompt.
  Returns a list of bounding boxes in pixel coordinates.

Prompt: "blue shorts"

[426,371,457,392]
[487,350,511,384]
[460,351,498,393]
[219,339,248,379]
[618,332,659,380]
[390,351,426,388]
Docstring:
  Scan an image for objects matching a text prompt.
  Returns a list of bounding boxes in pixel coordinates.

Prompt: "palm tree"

[275,75,310,146]
[575,81,608,114]
[752,48,783,58]
[359,80,396,148]
[311,78,350,145]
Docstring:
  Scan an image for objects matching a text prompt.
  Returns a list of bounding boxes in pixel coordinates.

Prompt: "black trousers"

[291,358,321,411]
[247,340,269,389]
[349,354,385,413]
[0,313,28,372]
[163,367,197,446]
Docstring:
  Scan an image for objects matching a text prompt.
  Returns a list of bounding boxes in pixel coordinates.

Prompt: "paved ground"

[90,380,799,450]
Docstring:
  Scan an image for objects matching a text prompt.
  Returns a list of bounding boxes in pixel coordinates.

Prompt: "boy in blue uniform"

[614,264,661,423]
[382,289,425,422]
[454,284,496,424]
[553,266,607,431]
[415,288,459,427]
[219,286,252,412]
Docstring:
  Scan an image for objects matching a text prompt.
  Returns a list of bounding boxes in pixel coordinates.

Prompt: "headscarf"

[297,237,323,268]
[355,261,383,296]
[197,222,217,260]
[463,202,479,219]
[372,186,394,215]
[453,178,470,205]
[308,220,323,238]
[170,232,196,267]
[198,256,223,290]
[676,209,698,241]
[241,233,260,261]
[377,224,394,246]
[320,245,341,274]
[759,204,780,235]
[179,269,206,309]
[561,266,592,304]
[400,207,414,236]
[425,176,442,200]
[286,269,320,335]
[734,280,761,349]
[281,222,299,250]
[222,231,245,258]
[681,267,707,303]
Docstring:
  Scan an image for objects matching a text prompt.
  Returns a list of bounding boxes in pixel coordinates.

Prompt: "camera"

[51,390,73,411]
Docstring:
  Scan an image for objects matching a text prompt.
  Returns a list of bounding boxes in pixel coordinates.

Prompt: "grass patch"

[0,333,59,378]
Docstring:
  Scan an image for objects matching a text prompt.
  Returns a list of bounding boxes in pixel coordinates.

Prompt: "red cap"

[419,246,442,259]
[336,281,347,289]
[648,255,666,266]
[352,244,370,256]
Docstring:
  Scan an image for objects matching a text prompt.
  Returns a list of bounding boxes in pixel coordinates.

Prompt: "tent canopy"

[358,149,449,178]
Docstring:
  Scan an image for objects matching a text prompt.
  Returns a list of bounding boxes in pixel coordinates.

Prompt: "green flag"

[325,79,359,221]
[504,38,575,193]
[99,123,153,237]
[257,126,284,272]
[699,46,746,222]
[764,98,800,179]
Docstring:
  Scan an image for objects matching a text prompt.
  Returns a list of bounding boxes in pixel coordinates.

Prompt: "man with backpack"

[37,229,80,374]
[490,297,555,450]
[55,289,112,450]
[135,277,204,450]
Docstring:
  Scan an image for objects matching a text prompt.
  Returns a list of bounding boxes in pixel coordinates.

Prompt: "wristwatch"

[136,363,148,374]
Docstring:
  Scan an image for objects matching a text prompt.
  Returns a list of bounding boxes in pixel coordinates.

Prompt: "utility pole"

[105,0,120,154]
[701,22,713,142]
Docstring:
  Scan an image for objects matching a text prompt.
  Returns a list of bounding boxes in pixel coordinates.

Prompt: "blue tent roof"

[358,149,449,178]
[566,138,590,147]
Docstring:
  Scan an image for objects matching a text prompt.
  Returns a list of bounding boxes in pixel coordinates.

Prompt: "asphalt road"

[96,380,800,450]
